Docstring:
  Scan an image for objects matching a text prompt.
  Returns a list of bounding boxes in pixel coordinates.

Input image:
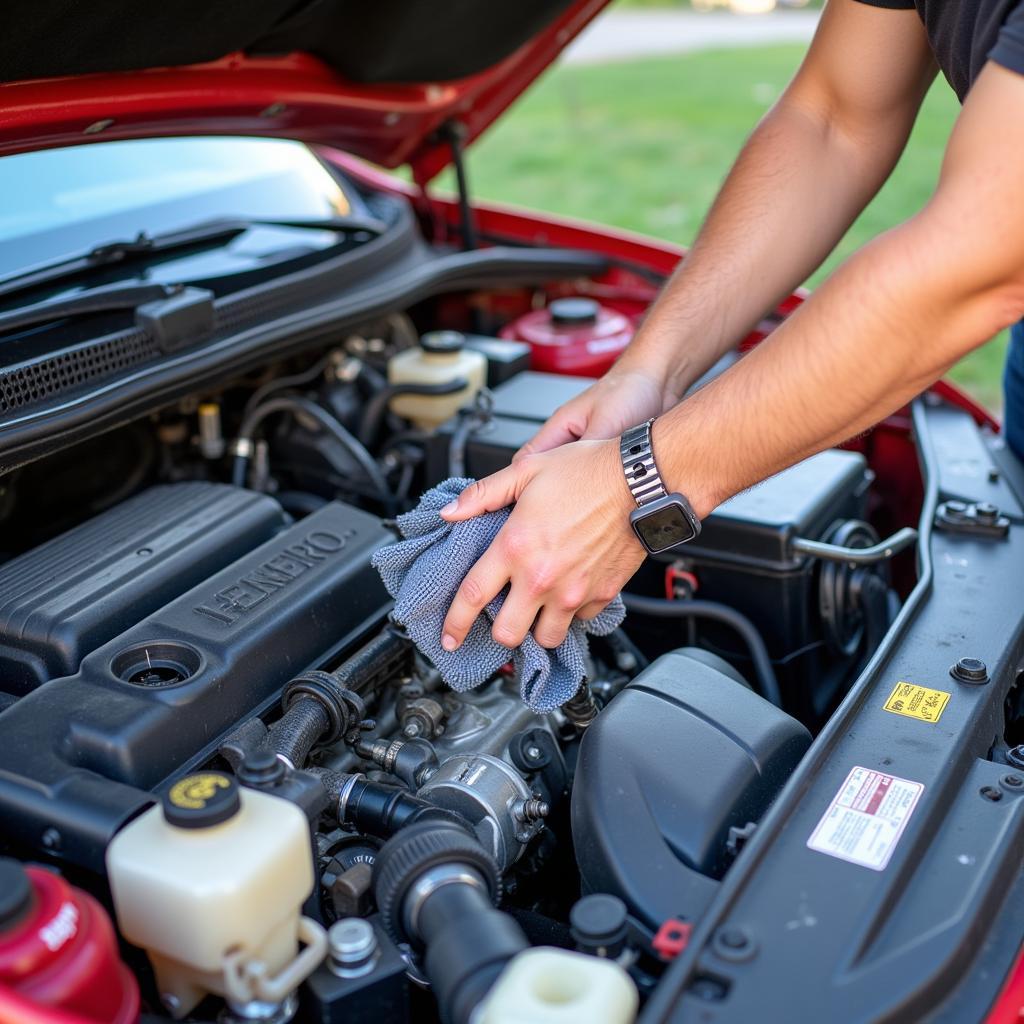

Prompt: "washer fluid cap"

[162,771,241,829]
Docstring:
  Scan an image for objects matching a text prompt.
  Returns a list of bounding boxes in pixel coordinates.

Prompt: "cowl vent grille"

[0,332,159,416]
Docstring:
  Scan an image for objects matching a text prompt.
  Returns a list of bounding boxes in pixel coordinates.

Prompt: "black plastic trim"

[0,197,606,471]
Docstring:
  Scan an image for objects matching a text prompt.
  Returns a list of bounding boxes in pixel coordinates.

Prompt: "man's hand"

[515,366,674,459]
[439,439,645,651]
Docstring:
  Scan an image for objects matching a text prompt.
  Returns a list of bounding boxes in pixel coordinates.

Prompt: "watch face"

[631,499,698,553]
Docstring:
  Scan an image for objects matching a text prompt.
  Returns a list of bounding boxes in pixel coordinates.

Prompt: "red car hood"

[0,0,608,183]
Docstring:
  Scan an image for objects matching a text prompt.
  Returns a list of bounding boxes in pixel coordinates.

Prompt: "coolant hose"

[230,394,392,504]
[372,820,527,1024]
[268,698,331,769]
[620,593,783,707]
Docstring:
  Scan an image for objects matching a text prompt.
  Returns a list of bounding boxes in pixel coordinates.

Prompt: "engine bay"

[1,154,1022,1023]
[0,291,928,1023]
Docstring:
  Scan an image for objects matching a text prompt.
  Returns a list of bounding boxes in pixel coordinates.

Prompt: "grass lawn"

[443,45,1007,411]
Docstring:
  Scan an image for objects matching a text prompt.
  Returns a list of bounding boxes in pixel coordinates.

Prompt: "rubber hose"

[620,593,783,707]
[231,395,391,504]
[311,771,463,837]
[268,698,331,768]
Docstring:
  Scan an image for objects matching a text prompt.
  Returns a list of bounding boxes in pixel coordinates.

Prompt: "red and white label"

[806,766,923,871]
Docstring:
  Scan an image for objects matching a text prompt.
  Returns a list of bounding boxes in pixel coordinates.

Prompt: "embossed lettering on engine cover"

[193,528,355,625]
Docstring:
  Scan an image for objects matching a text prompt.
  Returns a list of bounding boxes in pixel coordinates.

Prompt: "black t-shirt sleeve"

[991,4,1024,78]
[851,0,915,8]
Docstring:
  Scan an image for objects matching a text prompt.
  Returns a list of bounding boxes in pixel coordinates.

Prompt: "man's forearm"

[653,210,1021,520]
[620,94,916,401]
[653,59,1024,519]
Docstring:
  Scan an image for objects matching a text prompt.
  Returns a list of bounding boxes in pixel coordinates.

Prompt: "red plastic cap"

[653,918,692,962]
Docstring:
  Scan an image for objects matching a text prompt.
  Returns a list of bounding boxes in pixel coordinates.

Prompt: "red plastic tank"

[500,297,633,377]
[0,859,138,1024]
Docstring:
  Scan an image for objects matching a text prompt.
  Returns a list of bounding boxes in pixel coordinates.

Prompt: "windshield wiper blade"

[0,214,387,302]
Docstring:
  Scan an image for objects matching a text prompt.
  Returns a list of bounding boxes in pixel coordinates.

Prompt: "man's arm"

[438,59,1024,654]
[654,59,1024,518]
[521,0,936,455]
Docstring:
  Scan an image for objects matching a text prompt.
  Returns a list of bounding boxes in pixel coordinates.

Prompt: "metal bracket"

[934,500,1010,539]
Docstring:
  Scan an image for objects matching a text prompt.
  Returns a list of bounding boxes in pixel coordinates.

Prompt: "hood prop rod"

[443,120,479,252]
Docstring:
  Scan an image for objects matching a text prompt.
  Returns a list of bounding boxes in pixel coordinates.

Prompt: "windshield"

[0,137,355,281]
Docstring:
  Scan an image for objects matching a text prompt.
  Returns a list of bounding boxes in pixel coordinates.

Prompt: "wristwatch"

[620,418,701,554]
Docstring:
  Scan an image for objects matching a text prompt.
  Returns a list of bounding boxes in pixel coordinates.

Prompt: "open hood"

[0,0,609,183]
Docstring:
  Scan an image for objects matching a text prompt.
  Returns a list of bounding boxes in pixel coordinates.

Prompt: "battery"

[427,370,872,715]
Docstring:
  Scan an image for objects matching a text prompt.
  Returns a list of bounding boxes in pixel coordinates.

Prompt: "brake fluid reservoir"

[388,331,486,428]
[106,772,324,1019]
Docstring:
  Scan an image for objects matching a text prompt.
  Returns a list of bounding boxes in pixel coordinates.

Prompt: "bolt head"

[951,657,988,684]
[328,918,378,964]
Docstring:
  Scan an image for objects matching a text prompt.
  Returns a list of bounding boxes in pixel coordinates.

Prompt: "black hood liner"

[0,0,576,85]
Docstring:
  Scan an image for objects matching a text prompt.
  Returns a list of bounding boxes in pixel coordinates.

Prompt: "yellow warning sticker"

[883,682,950,724]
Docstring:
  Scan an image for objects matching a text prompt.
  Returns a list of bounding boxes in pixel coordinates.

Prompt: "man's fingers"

[533,606,575,649]
[490,591,543,650]
[440,463,527,522]
[576,600,608,621]
[513,408,586,461]
[441,549,509,651]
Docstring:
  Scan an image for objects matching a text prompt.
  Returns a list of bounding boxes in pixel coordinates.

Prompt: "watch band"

[620,418,668,508]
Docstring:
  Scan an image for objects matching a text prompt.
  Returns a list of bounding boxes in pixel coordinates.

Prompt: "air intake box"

[572,650,810,929]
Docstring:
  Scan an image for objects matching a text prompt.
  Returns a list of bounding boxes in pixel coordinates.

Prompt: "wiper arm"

[0,282,181,335]
[0,282,215,355]
[0,214,388,302]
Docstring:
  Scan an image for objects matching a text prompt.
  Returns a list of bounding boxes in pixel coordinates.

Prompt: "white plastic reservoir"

[388,330,486,428]
[106,772,318,1018]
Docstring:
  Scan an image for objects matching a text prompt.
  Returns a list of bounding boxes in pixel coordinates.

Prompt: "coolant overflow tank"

[571,650,811,928]
[106,772,321,1019]
[388,331,486,429]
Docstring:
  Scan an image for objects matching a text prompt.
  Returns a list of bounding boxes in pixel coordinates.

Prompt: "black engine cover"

[0,482,285,694]
[0,500,392,871]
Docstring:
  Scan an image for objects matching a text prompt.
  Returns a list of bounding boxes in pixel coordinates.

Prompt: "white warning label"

[806,766,923,871]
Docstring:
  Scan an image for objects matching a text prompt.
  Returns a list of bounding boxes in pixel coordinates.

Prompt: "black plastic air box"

[0,483,284,694]
[572,650,810,929]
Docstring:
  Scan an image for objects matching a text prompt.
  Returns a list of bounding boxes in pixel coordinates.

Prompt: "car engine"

[0,311,907,1024]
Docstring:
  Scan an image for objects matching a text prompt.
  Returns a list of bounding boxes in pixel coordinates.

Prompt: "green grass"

[443,45,1007,410]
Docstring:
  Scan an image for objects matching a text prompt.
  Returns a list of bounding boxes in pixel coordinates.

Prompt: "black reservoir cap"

[0,858,34,931]
[420,330,466,354]
[549,297,599,326]
[163,771,240,829]
[570,893,629,957]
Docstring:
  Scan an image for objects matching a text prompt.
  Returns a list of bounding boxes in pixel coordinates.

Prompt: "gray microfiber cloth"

[372,477,626,713]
